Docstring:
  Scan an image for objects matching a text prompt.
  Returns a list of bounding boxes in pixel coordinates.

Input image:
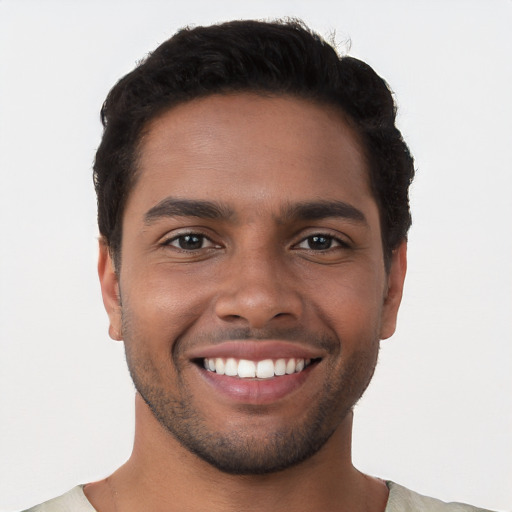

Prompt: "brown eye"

[307,235,333,250]
[166,233,216,251]
[297,235,342,251]
[178,234,203,250]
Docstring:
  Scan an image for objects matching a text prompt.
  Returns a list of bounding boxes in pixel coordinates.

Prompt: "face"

[99,93,406,474]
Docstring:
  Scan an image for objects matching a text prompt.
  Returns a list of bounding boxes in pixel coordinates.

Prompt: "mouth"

[187,340,325,404]
[199,357,320,379]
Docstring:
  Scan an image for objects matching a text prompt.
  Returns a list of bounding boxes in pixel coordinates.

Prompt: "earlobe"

[380,241,407,340]
[97,239,123,341]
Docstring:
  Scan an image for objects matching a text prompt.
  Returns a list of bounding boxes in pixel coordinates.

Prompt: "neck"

[85,394,388,512]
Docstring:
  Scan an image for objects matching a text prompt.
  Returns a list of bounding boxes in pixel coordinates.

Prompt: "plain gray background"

[1,1,511,510]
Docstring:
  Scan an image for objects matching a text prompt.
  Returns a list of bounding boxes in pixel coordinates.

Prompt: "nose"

[214,249,303,329]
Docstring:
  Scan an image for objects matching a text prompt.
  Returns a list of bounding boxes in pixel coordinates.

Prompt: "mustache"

[178,325,339,354]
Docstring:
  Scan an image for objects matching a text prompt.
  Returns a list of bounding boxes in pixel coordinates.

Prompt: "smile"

[203,357,315,379]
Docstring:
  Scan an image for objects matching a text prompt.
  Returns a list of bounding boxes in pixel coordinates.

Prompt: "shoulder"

[386,482,496,512]
[21,486,96,512]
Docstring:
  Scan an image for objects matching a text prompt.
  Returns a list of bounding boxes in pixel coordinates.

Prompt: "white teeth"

[256,359,274,379]
[238,359,256,378]
[274,358,286,376]
[203,357,313,378]
[225,358,238,377]
[215,358,225,375]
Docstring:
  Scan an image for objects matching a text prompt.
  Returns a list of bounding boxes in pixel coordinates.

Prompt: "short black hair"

[94,19,414,269]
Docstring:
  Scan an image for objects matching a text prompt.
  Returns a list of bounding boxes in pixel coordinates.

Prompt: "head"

[96,19,413,476]
[94,19,414,272]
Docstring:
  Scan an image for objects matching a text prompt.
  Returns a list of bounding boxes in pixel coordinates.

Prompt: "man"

[24,19,493,512]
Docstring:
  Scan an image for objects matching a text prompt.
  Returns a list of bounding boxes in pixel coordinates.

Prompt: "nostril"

[223,314,243,322]
[214,285,303,329]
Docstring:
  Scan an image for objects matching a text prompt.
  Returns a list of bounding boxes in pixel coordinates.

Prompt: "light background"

[0,1,511,510]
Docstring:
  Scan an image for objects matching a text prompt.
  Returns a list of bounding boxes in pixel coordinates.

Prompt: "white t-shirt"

[22,481,495,512]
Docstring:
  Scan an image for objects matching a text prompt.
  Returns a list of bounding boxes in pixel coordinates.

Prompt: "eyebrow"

[280,200,368,225]
[144,198,234,224]
[144,197,367,226]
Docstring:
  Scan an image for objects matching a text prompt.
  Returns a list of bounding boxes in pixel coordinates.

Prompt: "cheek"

[311,269,385,341]
[121,265,213,341]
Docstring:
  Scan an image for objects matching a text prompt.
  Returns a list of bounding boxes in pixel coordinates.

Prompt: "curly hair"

[94,19,414,270]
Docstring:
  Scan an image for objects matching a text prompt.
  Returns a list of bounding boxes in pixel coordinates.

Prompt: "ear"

[98,239,123,341]
[379,241,407,340]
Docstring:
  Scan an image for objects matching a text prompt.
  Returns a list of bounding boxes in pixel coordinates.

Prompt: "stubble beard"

[122,317,380,475]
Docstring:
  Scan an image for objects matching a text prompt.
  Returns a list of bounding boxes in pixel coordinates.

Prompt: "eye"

[164,233,218,251]
[296,234,347,251]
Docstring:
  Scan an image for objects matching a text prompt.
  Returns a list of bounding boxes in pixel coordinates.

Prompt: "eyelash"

[294,233,350,251]
[162,232,219,251]
[161,231,349,253]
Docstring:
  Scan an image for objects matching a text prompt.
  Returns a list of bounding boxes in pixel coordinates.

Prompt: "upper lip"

[186,340,326,361]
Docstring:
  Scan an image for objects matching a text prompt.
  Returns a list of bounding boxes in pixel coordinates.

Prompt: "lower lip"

[197,365,316,405]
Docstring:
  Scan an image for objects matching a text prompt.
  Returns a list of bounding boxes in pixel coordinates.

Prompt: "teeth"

[203,357,313,378]
[215,358,225,375]
[256,359,274,379]
[285,359,296,374]
[274,358,286,376]
[238,359,256,378]
[225,358,238,377]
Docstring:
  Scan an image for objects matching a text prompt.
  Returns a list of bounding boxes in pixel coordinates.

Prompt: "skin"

[88,93,407,512]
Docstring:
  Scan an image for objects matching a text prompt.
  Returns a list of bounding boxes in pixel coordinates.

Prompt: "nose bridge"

[214,237,302,328]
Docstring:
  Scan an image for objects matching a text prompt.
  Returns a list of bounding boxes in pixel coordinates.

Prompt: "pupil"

[309,235,331,250]
[179,235,202,250]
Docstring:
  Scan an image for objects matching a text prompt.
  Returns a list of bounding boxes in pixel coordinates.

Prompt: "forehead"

[129,93,375,220]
